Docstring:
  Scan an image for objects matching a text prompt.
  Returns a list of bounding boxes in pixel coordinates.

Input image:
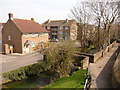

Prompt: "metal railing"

[83,58,92,90]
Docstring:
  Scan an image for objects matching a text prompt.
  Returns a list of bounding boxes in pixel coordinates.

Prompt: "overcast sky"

[0,0,85,23]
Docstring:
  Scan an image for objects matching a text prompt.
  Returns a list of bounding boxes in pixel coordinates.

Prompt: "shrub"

[44,40,77,78]
[3,67,28,81]
[3,61,50,81]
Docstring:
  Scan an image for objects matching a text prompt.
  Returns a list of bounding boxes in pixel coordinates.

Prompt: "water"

[2,74,52,88]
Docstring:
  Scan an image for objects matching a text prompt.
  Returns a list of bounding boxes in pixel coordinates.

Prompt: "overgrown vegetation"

[44,69,86,88]
[44,40,78,78]
[3,61,50,81]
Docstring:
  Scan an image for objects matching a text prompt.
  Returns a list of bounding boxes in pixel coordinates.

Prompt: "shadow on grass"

[96,45,119,88]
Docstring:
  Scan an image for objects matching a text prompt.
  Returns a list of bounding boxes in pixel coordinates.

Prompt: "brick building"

[2,13,49,54]
[0,23,5,41]
[42,19,78,41]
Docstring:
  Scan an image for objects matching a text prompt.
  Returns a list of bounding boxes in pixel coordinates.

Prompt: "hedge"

[3,61,50,81]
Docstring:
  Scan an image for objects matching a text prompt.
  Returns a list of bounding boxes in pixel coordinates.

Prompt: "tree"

[70,2,95,51]
[70,1,118,50]
[87,1,118,45]
[44,41,77,78]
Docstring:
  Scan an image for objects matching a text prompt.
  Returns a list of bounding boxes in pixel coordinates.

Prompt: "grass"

[44,69,87,88]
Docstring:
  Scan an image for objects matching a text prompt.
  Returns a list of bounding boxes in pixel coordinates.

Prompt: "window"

[65,26,68,30]
[60,26,63,30]
[52,35,57,39]
[59,36,63,39]
[65,36,68,40]
[39,33,44,36]
[32,42,36,47]
[32,33,36,37]
[47,26,50,29]
[59,31,63,35]
[65,32,68,35]
[40,40,44,45]
[8,36,11,40]
[25,34,29,38]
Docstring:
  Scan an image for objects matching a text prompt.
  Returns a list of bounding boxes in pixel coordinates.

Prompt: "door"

[25,47,29,52]
[25,44,30,53]
[24,40,30,53]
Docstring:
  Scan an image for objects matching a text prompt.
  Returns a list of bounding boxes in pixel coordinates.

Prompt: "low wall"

[93,50,103,63]
[81,57,89,69]
[92,41,116,63]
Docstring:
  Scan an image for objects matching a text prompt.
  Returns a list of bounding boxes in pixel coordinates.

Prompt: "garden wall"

[81,57,89,69]
[92,41,116,63]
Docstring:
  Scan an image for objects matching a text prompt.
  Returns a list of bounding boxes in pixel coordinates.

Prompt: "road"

[90,43,119,88]
[1,52,43,74]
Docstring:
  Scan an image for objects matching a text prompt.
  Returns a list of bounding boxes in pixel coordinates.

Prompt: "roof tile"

[13,19,49,33]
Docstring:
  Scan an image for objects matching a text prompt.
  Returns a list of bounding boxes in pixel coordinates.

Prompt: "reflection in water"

[3,74,52,88]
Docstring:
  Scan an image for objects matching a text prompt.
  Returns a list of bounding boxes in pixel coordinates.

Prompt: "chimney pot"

[48,19,50,23]
[66,19,68,22]
[8,13,13,20]
[31,18,34,21]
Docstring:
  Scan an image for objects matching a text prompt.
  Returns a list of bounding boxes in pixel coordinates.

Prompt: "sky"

[0,0,84,24]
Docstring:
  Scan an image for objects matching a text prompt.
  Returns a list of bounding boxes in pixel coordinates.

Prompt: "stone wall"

[112,46,120,88]
[81,57,89,69]
[92,41,116,63]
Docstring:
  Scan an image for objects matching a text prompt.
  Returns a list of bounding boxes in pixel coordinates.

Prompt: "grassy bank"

[45,69,86,88]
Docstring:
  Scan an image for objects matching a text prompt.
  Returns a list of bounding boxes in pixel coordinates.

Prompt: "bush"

[3,61,50,81]
[3,67,28,81]
[44,40,77,78]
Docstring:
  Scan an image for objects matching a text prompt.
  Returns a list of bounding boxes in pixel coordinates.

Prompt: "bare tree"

[70,1,118,51]
[86,1,118,46]
[70,2,95,51]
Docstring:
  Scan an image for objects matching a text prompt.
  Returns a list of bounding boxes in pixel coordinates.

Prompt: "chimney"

[47,19,50,23]
[8,13,13,20]
[66,19,68,22]
[31,18,34,21]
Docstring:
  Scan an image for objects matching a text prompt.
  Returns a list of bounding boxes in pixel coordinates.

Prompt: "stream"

[2,73,52,88]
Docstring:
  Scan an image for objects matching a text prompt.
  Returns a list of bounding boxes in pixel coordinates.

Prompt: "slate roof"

[12,19,49,33]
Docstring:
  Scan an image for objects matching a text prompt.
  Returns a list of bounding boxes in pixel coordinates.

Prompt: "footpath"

[90,43,119,88]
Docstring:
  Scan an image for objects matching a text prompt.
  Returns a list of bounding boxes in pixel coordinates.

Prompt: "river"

[2,73,52,88]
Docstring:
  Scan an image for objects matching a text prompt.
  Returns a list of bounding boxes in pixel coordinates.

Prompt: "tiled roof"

[42,20,76,26]
[12,19,49,33]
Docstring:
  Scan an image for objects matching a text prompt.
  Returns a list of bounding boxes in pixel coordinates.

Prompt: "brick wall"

[2,20,22,53]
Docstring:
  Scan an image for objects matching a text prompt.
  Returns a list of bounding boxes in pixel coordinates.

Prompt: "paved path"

[90,43,119,88]
[1,52,43,74]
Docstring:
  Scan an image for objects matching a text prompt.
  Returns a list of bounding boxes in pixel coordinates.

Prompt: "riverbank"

[2,72,52,88]
[45,69,86,88]
[2,69,87,88]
